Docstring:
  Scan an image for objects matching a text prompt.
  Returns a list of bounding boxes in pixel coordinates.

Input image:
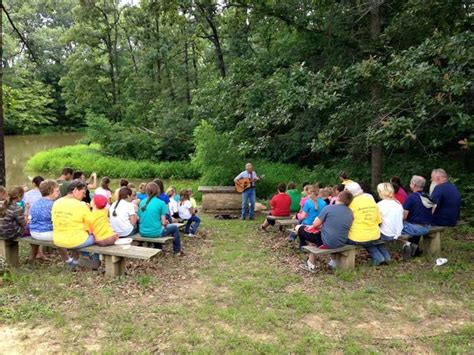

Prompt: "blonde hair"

[319,187,332,199]
[377,182,395,200]
[307,184,320,202]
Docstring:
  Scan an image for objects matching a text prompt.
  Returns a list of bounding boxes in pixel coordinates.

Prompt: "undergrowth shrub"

[27,145,200,180]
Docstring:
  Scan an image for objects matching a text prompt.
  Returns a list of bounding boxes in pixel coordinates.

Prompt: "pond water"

[4,132,83,187]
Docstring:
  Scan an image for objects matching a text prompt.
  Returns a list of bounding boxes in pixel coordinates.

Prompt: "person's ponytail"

[141,182,159,212]
[113,187,132,217]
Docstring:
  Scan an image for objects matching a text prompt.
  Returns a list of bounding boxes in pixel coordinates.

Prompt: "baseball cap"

[93,194,108,209]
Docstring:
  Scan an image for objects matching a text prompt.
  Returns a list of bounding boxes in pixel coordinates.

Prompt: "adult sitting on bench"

[138,182,182,255]
[430,168,461,227]
[52,180,95,268]
[260,183,292,232]
[29,180,71,265]
[401,175,434,259]
[298,190,354,272]
[345,183,390,266]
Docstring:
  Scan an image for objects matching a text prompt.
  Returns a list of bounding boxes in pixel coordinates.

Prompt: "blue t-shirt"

[318,204,353,248]
[138,197,168,237]
[302,198,327,225]
[431,182,461,226]
[137,192,147,201]
[159,193,170,205]
[403,192,432,225]
[29,198,54,233]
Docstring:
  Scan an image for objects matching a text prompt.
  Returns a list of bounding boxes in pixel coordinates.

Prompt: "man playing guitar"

[234,163,260,220]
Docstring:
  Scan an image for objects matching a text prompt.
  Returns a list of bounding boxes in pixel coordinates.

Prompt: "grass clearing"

[1,215,473,353]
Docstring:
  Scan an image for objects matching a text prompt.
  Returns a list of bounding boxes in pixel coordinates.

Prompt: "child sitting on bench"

[178,189,200,237]
[260,183,292,231]
[0,186,26,240]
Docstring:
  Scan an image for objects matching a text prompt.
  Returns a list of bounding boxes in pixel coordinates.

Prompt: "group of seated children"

[0,167,201,269]
[260,169,461,272]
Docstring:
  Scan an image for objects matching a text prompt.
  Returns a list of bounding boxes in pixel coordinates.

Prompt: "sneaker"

[188,234,196,238]
[402,244,412,261]
[249,217,255,220]
[299,263,316,273]
[66,259,78,269]
[174,251,185,257]
[328,259,337,269]
[410,243,419,257]
[287,233,297,242]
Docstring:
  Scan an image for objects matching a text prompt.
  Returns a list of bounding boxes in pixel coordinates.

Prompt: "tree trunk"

[191,41,199,86]
[184,39,192,106]
[0,1,5,186]
[370,0,382,191]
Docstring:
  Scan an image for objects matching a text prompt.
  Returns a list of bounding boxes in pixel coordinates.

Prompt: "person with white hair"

[430,168,461,227]
[234,163,260,220]
[401,175,434,259]
[345,182,390,266]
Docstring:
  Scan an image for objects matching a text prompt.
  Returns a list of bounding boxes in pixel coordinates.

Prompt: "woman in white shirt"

[109,187,138,237]
[376,183,403,241]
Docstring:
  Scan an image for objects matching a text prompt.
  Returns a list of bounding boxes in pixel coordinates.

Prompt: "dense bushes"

[27,145,200,180]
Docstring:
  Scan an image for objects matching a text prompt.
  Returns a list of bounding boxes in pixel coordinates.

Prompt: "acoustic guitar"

[235,174,265,193]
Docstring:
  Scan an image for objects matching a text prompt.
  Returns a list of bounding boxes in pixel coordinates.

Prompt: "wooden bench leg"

[0,239,20,267]
[334,249,356,271]
[104,255,125,277]
[422,232,441,256]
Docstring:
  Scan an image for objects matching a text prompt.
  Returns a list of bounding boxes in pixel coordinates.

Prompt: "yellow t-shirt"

[348,195,381,242]
[86,209,115,242]
[190,197,197,209]
[52,197,91,248]
[342,179,354,185]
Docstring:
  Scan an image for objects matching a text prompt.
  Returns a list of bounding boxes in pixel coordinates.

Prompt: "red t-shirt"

[270,193,292,217]
[394,187,407,205]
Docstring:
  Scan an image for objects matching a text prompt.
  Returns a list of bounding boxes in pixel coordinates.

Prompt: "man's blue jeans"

[347,239,390,266]
[241,188,256,219]
[402,222,431,245]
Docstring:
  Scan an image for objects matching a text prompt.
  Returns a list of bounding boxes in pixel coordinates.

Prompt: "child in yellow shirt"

[86,195,118,246]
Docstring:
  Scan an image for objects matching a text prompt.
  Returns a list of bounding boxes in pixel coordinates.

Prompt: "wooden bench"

[302,225,464,271]
[266,215,293,221]
[302,244,362,271]
[399,225,451,256]
[131,234,173,245]
[0,237,160,277]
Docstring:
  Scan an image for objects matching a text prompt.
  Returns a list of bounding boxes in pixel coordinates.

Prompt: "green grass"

[1,216,473,353]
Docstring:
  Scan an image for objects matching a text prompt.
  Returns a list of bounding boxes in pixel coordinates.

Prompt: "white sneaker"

[328,259,337,269]
[187,234,196,238]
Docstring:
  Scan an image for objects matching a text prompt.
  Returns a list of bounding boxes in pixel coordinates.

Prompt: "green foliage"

[192,121,243,186]
[26,145,199,180]
[4,78,56,134]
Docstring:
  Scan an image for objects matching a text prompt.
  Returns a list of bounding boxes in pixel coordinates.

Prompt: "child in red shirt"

[260,183,292,231]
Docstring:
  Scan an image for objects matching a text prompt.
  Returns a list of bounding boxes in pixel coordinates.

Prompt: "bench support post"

[422,232,441,256]
[104,255,125,277]
[335,249,356,271]
[0,239,20,267]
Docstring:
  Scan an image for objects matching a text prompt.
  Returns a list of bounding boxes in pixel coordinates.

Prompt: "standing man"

[234,163,260,220]
[430,168,461,226]
[57,167,74,197]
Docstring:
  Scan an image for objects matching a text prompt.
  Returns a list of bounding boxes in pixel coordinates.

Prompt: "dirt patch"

[0,324,61,354]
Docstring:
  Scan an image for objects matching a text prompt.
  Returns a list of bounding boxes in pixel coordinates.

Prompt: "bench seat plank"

[131,234,174,244]
[276,219,298,226]
[266,215,292,221]
[18,237,160,260]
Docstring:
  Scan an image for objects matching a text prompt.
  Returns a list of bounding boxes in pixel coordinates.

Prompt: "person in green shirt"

[287,182,301,213]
